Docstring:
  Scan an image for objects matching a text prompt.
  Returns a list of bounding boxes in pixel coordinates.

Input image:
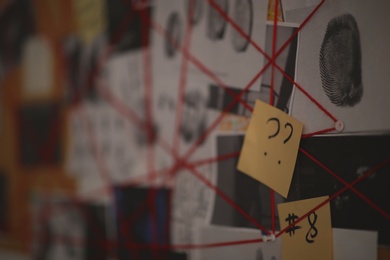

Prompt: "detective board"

[0,0,389,259]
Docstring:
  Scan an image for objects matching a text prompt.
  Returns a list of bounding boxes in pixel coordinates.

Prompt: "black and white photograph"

[32,194,86,260]
[32,194,108,260]
[212,134,284,231]
[288,135,390,245]
[319,13,362,107]
[62,34,107,103]
[231,0,253,52]
[171,162,216,246]
[152,0,268,99]
[104,49,145,117]
[290,0,390,134]
[83,45,152,185]
[208,83,258,118]
[206,0,268,89]
[151,0,187,77]
[180,90,208,145]
[67,102,151,195]
[259,23,298,113]
[280,0,321,24]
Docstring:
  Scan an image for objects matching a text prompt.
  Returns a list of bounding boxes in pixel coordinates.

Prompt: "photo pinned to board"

[290,0,390,134]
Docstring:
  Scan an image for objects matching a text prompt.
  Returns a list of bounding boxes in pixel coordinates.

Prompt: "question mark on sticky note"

[264,117,294,165]
[237,100,303,197]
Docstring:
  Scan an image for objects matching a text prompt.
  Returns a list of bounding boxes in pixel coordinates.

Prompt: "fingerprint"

[319,13,363,107]
[207,0,228,40]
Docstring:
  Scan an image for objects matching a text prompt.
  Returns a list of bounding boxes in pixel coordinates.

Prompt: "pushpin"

[335,120,344,132]
[262,233,276,242]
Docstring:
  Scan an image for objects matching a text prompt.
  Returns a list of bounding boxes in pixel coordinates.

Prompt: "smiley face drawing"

[238,100,303,198]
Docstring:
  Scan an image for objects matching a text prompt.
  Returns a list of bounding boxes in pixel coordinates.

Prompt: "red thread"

[31,0,390,254]
[172,0,195,154]
[276,154,390,238]
[80,112,113,195]
[299,148,390,220]
[301,127,336,138]
[208,0,337,123]
[151,21,254,113]
[188,151,241,168]
[269,0,280,234]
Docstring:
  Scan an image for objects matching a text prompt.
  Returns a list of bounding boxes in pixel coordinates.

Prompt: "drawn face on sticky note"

[237,100,303,197]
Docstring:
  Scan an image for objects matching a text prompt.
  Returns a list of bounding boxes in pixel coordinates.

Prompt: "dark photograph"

[113,186,171,259]
[18,103,62,167]
[106,0,152,53]
[289,135,390,245]
[0,0,35,79]
[84,204,108,260]
[211,134,284,231]
[62,34,106,104]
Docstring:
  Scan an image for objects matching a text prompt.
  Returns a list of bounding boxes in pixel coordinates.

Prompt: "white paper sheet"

[333,228,377,260]
[192,225,281,260]
[290,0,390,134]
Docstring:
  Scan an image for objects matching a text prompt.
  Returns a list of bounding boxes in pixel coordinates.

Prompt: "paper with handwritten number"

[72,0,106,44]
[237,100,303,197]
[278,196,332,260]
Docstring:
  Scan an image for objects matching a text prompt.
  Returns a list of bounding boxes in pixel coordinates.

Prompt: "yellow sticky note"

[237,100,303,197]
[72,0,106,44]
[278,196,333,260]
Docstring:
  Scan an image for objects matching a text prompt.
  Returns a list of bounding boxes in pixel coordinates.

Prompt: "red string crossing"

[28,0,390,255]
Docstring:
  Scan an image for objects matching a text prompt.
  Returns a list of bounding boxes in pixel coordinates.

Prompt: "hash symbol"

[285,213,302,236]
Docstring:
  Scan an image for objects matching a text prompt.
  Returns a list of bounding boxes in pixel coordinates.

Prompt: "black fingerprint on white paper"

[319,13,363,107]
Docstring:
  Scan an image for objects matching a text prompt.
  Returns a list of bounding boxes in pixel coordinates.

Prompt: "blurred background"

[0,0,389,259]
